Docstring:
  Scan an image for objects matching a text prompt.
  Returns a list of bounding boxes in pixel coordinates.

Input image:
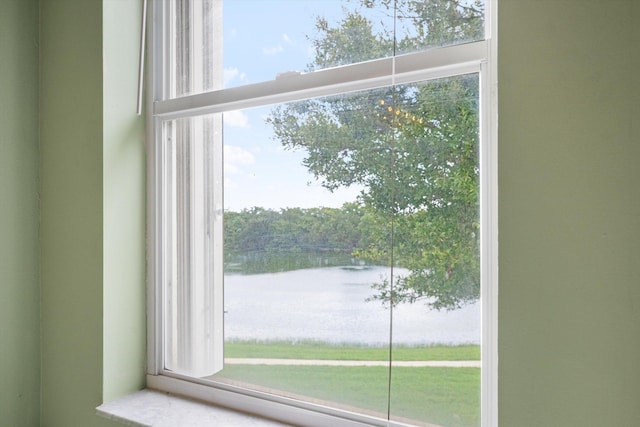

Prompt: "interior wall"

[39,0,146,425]
[103,0,147,403]
[0,0,41,425]
[39,0,106,423]
[498,0,640,425]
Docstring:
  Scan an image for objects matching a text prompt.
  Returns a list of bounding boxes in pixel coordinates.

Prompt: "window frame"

[146,1,498,426]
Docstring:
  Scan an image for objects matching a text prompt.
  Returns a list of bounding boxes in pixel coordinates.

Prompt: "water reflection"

[224,266,480,346]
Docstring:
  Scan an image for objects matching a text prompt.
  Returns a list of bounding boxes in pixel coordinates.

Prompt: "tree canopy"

[264,0,484,310]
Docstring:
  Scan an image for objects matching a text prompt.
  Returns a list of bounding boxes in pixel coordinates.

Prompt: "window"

[147,1,497,426]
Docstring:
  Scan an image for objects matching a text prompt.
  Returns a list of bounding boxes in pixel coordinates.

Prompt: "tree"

[266,0,483,310]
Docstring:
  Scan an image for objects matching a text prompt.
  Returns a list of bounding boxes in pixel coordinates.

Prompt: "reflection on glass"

[208,75,481,426]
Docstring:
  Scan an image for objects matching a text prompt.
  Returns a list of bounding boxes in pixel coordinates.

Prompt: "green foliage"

[307,0,485,70]
[224,204,370,274]
[386,0,484,50]
[264,0,484,310]
[266,78,480,309]
[225,205,361,253]
[309,10,392,69]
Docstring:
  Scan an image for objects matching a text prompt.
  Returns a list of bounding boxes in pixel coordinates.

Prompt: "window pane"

[156,1,493,425]
[165,0,485,96]
[388,74,481,427]
[394,0,485,56]
[213,87,395,418]
[224,1,485,88]
[223,0,393,87]
[199,74,479,424]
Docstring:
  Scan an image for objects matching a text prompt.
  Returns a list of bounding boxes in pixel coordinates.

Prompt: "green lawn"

[224,339,480,361]
[213,341,480,427]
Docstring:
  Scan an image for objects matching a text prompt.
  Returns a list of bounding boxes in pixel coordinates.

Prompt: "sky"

[220,1,378,211]
[216,0,483,211]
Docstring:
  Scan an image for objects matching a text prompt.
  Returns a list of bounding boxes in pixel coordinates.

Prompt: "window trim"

[146,1,498,426]
[480,1,499,425]
[153,40,487,119]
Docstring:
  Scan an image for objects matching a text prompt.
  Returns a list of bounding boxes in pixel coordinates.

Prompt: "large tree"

[267,0,484,310]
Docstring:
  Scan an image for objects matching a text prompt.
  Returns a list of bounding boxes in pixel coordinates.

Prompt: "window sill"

[96,389,292,427]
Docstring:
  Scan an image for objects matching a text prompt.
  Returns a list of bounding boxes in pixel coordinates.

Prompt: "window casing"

[147,1,498,426]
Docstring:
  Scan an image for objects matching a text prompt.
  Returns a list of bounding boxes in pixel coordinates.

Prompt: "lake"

[223,266,480,346]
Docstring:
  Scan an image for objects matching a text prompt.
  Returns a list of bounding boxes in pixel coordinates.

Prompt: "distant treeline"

[224,203,388,273]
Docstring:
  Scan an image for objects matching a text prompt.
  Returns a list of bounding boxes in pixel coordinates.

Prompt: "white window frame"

[146,1,498,426]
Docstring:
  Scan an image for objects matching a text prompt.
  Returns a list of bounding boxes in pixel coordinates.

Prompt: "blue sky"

[221,103,364,211]
[223,0,347,87]
[221,1,367,211]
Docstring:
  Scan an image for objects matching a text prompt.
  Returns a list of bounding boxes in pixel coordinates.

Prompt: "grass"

[213,340,480,427]
[224,339,480,361]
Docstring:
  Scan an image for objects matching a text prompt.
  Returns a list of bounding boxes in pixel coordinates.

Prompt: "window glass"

[165,0,485,97]
[154,1,492,426]
[225,0,485,86]
[160,75,481,426]
[215,87,395,418]
[392,0,485,55]
[387,74,481,427]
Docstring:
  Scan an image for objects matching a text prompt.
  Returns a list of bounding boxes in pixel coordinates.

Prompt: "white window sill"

[97,389,292,427]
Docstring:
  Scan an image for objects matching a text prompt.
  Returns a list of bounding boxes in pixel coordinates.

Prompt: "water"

[224,266,480,346]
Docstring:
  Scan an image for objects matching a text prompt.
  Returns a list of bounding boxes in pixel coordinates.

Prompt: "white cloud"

[224,110,249,128]
[282,33,293,45]
[224,67,248,87]
[262,44,284,55]
[224,145,255,175]
[224,176,238,189]
[225,163,240,175]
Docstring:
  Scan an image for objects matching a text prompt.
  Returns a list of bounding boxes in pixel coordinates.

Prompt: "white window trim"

[481,1,499,425]
[145,1,499,426]
[153,41,486,119]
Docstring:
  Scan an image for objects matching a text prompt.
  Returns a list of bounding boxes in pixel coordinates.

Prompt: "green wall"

[39,0,145,425]
[498,0,640,425]
[39,0,106,423]
[102,0,147,403]
[0,0,40,425]
[1,0,639,426]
